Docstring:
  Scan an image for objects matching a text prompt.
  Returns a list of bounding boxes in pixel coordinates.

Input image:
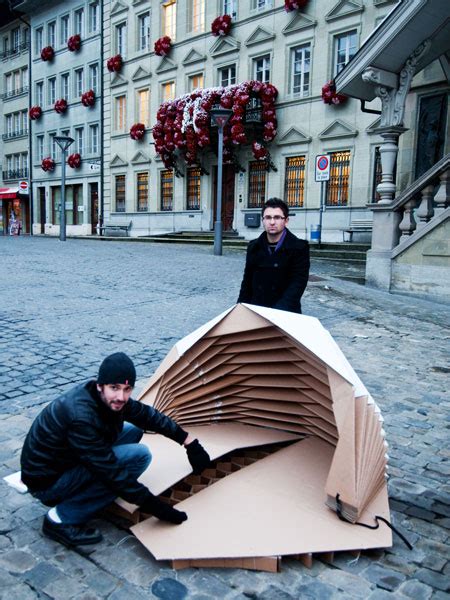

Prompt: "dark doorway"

[90,182,99,234]
[213,165,235,231]
[415,94,447,179]
[39,187,45,234]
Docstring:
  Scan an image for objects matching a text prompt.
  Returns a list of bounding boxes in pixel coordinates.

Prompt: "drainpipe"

[99,0,104,234]
[18,15,32,235]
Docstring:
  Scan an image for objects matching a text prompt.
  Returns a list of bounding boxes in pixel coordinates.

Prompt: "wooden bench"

[343,219,373,242]
[100,221,132,237]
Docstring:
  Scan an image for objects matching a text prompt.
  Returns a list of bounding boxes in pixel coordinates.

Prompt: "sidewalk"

[0,236,448,599]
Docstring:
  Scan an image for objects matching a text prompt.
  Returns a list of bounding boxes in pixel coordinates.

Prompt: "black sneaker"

[42,515,103,547]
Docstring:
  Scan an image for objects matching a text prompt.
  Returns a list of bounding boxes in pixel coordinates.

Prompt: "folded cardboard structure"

[123,304,391,570]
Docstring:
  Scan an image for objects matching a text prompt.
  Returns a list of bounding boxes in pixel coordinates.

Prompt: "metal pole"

[60,149,66,241]
[318,180,324,246]
[214,125,224,256]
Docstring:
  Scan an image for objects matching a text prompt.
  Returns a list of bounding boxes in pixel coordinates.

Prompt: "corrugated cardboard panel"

[131,437,391,560]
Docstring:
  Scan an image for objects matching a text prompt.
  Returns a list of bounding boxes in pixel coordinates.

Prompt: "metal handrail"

[2,130,28,141]
[2,168,29,181]
[0,86,29,100]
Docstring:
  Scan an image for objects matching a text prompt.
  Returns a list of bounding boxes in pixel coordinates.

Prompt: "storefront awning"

[0,187,28,200]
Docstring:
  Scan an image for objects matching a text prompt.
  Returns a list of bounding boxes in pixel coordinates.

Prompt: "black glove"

[140,494,187,525]
[186,439,210,475]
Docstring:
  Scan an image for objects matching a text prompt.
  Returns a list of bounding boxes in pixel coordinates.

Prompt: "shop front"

[0,187,30,235]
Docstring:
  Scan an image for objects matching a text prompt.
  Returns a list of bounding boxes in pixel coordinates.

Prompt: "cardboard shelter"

[121,304,392,569]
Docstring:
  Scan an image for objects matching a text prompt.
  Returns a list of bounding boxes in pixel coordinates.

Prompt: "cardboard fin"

[171,556,280,572]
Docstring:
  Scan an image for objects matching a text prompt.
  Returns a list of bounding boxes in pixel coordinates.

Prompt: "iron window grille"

[160,169,174,211]
[186,167,201,209]
[248,160,267,208]
[115,175,126,212]
[284,156,306,208]
[325,151,351,206]
[137,172,149,211]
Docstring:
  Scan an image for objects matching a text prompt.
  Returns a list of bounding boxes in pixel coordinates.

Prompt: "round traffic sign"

[317,156,329,171]
[19,181,28,191]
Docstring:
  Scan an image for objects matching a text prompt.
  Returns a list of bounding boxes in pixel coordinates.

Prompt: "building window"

[12,27,20,51]
[189,0,205,33]
[21,110,28,134]
[75,68,84,97]
[219,65,236,87]
[326,151,351,206]
[160,170,173,211]
[137,89,150,126]
[284,156,306,207]
[334,30,357,77]
[115,176,126,212]
[161,81,175,102]
[49,133,58,159]
[75,127,84,155]
[163,1,177,40]
[61,73,69,99]
[74,8,84,36]
[189,73,204,91]
[5,115,12,136]
[48,77,56,105]
[35,27,43,55]
[35,81,44,105]
[137,172,149,211]
[248,161,267,208]
[89,63,98,93]
[290,43,311,97]
[186,167,201,210]
[47,21,56,47]
[37,135,44,161]
[115,95,127,131]
[89,2,99,33]
[89,124,99,154]
[115,22,127,57]
[223,0,237,19]
[253,55,270,83]
[138,12,151,51]
[60,15,69,45]
[21,67,28,88]
[251,0,273,10]
[23,27,30,48]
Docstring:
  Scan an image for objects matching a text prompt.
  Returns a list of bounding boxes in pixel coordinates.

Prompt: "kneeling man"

[20,352,210,547]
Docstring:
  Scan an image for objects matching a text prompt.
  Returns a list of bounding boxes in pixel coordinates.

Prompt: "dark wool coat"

[20,381,188,506]
[237,228,310,313]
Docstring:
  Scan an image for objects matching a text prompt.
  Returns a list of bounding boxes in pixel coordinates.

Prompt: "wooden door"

[213,165,235,231]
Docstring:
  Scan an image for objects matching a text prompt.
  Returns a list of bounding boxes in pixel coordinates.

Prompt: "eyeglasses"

[263,215,286,222]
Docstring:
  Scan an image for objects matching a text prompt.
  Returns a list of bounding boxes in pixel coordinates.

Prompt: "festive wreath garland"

[284,0,309,11]
[29,106,42,120]
[54,99,68,114]
[41,157,55,172]
[130,123,146,141]
[67,34,81,52]
[81,89,96,107]
[40,46,54,61]
[321,80,348,105]
[107,54,123,73]
[67,153,81,169]
[211,15,232,37]
[154,36,172,56]
[152,81,278,171]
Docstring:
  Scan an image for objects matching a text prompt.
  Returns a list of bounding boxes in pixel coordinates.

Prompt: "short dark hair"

[262,198,289,218]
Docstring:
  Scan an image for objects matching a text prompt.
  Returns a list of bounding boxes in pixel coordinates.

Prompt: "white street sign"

[88,163,101,172]
[315,155,330,182]
[18,180,29,193]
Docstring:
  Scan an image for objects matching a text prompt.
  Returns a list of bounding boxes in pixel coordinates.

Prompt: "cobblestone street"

[0,236,449,600]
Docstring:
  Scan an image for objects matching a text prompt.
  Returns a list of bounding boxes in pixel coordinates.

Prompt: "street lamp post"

[210,106,232,256]
[54,135,74,242]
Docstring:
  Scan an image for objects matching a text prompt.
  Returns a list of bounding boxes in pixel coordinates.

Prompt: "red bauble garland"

[152,81,278,169]
[321,80,348,105]
[154,36,172,56]
[211,15,232,37]
[107,54,123,73]
[284,0,309,11]
[29,106,42,120]
[41,46,54,61]
[67,153,81,169]
[41,157,55,172]
[81,89,96,107]
[54,99,68,114]
[130,123,146,140]
[67,34,81,52]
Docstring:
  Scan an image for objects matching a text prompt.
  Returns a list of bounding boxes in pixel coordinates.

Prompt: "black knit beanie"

[97,352,136,386]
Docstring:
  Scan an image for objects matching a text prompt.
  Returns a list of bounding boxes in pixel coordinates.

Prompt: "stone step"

[309,249,368,261]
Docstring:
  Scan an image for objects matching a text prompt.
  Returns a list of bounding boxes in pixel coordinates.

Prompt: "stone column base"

[365,250,392,290]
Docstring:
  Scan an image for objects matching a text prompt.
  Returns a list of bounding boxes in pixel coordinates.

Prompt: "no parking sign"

[315,155,330,182]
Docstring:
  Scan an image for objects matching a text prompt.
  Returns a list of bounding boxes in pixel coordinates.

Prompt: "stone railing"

[392,154,450,246]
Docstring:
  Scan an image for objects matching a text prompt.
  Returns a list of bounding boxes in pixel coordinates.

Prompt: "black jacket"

[237,228,310,313]
[20,381,188,506]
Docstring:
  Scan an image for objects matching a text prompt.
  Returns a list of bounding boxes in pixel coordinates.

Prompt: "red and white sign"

[315,155,330,182]
[19,180,29,193]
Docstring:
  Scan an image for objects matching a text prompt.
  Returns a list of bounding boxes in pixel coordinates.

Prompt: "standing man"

[238,198,310,314]
[20,352,210,547]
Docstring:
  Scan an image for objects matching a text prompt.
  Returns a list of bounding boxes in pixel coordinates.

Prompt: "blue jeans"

[33,423,152,525]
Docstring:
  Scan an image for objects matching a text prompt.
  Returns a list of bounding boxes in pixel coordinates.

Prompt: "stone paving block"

[0,565,17,588]
[416,568,450,592]
[318,568,373,597]
[83,571,119,596]
[6,583,39,600]
[107,581,153,600]
[398,579,434,599]
[0,549,37,574]
[362,564,407,592]
[42,573,89,599]
[187,572,234,598]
